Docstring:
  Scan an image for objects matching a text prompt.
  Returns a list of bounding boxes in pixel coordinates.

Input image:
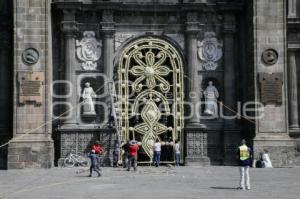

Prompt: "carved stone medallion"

[22,48,39,65]
[261,49,278,65]
[197,32,223,70]
[76,31,102,70]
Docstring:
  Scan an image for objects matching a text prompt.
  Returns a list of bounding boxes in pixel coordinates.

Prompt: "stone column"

[101,10,115,82]
[288,0,297,18]
[222,14,239,165]
[103,33,114,80]
[288,49,300,132]
[184,12,209,166]
[101,10,115,123]
[61,11,78,126]
[185,12,202,127]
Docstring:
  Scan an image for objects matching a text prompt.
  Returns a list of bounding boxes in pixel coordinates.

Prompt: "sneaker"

[88,174,92,177]
[246,187,251,190]
[98,173,101,177]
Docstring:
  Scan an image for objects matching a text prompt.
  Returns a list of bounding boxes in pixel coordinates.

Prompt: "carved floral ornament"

[76,31,102,70]
[197,32,223,70]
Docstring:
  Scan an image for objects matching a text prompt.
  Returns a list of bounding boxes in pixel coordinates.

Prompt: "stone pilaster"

[253,0,294,167]
[222,13,240,165]
[61,11,78,127]
[288,49,300,133]
[8,0,54,169]
[184,12,209,166]
[185,12,203,127]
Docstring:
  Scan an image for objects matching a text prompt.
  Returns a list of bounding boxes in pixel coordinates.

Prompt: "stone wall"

[7,0,54,169]
[253,0,295,167]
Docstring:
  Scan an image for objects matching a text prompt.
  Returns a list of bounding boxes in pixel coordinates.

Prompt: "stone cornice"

[52,1,243,13]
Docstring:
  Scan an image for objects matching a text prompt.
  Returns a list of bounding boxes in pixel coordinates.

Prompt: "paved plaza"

[0,166,299,199]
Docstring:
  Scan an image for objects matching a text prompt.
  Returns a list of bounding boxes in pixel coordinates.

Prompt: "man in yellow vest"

[236,139,252,190]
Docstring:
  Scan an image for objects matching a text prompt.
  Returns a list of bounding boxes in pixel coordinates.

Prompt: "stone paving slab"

[0,166,300,199]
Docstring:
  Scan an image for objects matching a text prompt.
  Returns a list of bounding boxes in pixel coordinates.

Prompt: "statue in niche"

[82,82,96,116]
[203,81,219,116]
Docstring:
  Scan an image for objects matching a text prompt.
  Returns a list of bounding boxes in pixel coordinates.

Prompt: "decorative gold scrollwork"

[117,37,184,161]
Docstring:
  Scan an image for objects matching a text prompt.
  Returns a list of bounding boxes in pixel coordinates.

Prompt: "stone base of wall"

[185,157,211,166]
[184,127,211,166]
[57,127,117,167]
[289,133,300,166]
[253,133,295,167]
[7,139,54,169]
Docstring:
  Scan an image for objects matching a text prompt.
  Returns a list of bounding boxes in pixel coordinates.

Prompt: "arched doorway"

[116,36,184,163]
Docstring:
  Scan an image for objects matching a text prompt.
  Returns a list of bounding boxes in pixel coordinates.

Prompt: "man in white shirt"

[153,139,161,167]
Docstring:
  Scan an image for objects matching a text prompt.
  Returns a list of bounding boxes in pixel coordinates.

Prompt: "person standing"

[122,140,130,168]
[92,141,104,168]
[154,139,161,167]
[236,139,252,190]
[127,140,139,171]
[174,140,180,166]
[88,149,101,177]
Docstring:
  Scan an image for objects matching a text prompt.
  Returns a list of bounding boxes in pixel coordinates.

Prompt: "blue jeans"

[154,151,161,166]
[175,153,180,166]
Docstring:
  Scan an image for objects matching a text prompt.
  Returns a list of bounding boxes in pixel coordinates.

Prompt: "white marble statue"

[203,81,219,116]
[82,82,96,115]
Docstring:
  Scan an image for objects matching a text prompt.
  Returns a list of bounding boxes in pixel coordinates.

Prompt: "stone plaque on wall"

[18,71,44,105]
[259,72,283,105]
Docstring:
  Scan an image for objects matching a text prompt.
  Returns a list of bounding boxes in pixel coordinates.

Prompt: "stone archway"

[116,36,184,163]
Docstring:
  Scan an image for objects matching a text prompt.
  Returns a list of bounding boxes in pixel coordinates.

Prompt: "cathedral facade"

[0,0,300,169]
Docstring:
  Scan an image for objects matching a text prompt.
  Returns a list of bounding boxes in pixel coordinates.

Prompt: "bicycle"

[63,152,90,168]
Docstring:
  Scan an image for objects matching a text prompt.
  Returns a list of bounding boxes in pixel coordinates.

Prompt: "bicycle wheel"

[64,157,75,167]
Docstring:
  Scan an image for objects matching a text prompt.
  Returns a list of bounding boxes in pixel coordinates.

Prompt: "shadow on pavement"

[210,187,238,190]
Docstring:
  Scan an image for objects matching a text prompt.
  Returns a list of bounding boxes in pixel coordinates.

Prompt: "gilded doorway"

[116,37,184,163]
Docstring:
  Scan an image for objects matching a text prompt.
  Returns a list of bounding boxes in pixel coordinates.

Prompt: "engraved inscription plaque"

[18,72,44,105]
[259,73,283,105]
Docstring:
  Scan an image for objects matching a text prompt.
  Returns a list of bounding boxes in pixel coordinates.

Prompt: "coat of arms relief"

[197,32,223,71]
[76,31,102,70]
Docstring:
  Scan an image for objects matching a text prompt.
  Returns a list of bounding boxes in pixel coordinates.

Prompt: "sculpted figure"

[82,82,96,115]
[203,81,219,116]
